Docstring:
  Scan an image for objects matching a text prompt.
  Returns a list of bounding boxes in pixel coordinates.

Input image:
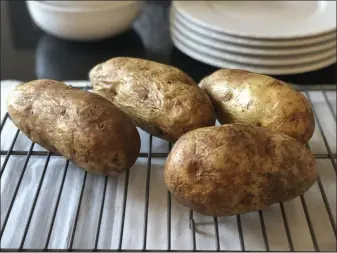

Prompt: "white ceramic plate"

[171,11,336,56]
[173,1,336,39]
[171,35,336,75]
[171,26,337,66]
[172,7,337,47]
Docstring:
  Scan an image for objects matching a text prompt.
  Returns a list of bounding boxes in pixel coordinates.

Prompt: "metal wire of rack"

[0,84,336,252]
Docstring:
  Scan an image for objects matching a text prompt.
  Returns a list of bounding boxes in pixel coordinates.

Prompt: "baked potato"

[7,79,140,176]
[89,57,216,143]
[199,69,315,144]
[164,123,317,216]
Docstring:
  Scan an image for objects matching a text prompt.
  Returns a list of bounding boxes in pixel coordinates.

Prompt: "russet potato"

[7,79,140,176]
[90,57,216,142]
[200,69,315,144]
[164,124,317,216]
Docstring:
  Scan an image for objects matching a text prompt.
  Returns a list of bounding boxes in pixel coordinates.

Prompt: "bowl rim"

[42,1,132,6]
[30,0,143,13]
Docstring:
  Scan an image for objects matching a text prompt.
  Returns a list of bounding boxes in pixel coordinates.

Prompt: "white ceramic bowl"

[26,1,144,41]
[42,1,138,10]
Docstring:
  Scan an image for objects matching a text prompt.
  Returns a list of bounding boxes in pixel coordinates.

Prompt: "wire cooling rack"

[0,82,336,252]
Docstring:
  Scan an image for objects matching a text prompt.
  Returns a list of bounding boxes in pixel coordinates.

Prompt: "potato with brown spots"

[199,69,315,144]
[89,57,216,143]
[164,124,317,216]
[7,79,140,176]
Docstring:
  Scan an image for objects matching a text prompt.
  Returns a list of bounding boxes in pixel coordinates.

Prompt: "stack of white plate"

[170,1,336,75]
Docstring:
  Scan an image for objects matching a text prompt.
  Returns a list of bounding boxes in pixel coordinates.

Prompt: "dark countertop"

[1,0,336,84]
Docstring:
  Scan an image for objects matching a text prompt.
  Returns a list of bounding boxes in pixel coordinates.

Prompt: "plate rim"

[172,7,337,47]
[173,1,337,39]
[171,26,337,66]
[172,15,337,56]
[171,35,336,75]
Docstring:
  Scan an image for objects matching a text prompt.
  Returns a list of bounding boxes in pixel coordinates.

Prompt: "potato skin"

[164,124,317,216]
[199,69,315,144]
[7,80,140,176]
[89,57,216,143]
